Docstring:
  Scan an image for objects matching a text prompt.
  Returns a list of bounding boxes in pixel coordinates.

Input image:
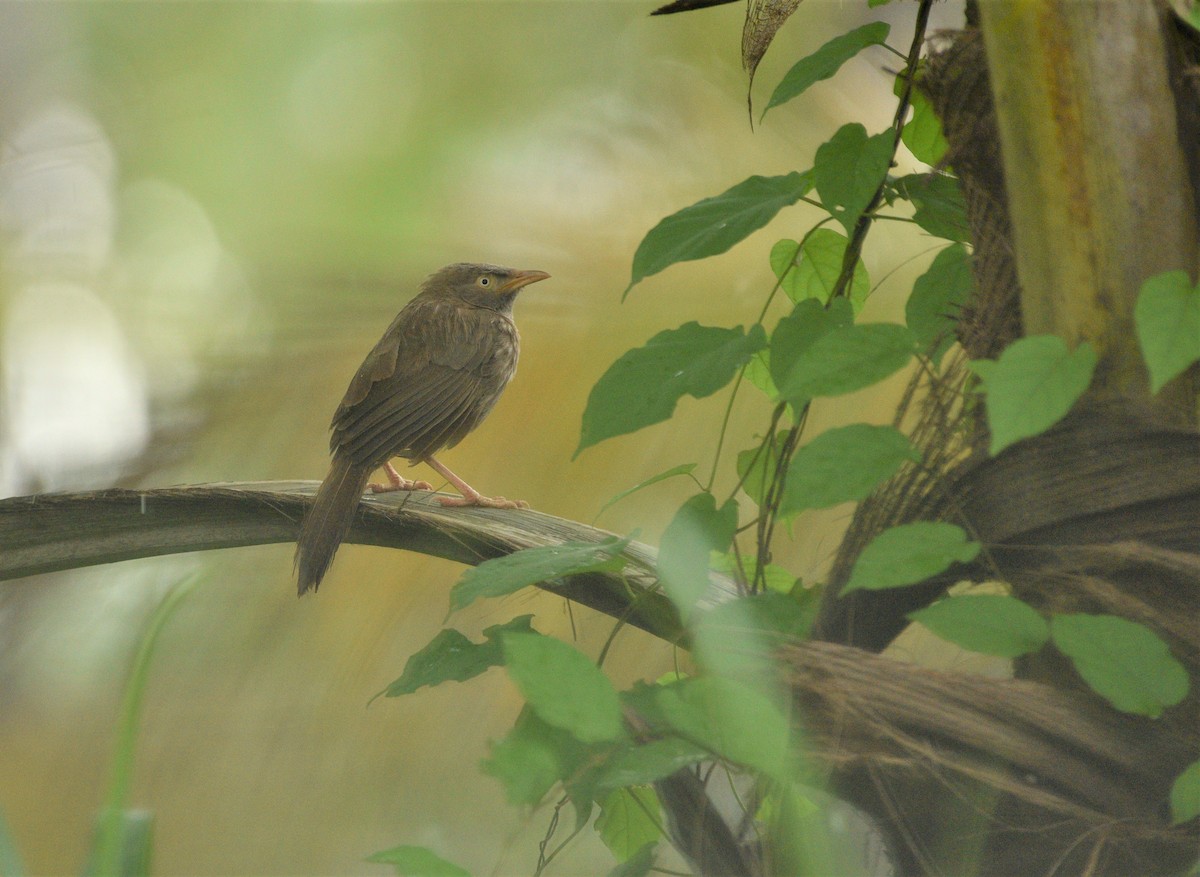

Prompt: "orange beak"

[498,269,551,293]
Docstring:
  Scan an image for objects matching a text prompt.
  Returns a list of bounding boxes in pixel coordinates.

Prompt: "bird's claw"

[369,477,434,494]
[436,493,529,510]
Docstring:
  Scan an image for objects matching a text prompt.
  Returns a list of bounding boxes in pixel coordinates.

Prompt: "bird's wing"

[330,297,515,463]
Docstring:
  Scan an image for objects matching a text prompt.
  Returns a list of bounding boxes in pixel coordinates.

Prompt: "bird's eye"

[478,276,491,287]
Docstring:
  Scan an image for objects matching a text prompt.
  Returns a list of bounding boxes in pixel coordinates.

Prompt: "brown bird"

[295,262,549,594]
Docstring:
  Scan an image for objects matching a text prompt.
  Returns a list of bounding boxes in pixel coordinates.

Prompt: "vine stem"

[830,0,935,303]
[705,216,836,493]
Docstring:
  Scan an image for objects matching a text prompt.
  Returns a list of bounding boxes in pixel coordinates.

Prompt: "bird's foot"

[369,462,433,494]
[436,492,529,510]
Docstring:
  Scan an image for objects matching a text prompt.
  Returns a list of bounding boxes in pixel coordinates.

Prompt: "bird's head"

[423,262,550,311]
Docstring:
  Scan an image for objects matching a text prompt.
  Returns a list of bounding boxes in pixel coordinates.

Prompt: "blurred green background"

[0,2,961,874]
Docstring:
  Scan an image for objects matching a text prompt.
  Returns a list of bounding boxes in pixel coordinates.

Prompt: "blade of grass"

[91,573,200,877]
[0,807,26,877]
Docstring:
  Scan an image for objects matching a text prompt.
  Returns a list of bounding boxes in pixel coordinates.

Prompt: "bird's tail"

[295,454,373,594]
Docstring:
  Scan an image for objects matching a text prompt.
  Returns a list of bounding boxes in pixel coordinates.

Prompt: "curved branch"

[0,482,692,641]
[3,481,1196,871]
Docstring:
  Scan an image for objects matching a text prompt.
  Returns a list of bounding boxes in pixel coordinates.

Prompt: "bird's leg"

[424,455,529,509]
[368,461,434,494]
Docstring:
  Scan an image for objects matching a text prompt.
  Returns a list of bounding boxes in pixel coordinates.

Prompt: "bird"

[295,262,549,594]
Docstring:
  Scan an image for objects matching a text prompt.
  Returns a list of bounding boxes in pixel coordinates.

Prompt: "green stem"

[93,574,199,877]
[830,0,935,303]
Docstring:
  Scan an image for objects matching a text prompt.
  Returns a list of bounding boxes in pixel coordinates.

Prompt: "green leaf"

[380,616,535,698]
[710,551,797,595]
[900,85,948,166]
[1134,270,1200,393]
[894,173,969,242]
[699,591,816,652]
[780,323,916,402]
[735,431,789,507]
[743,348,778,399]
[772,230,870,311]
[906,244,973,365]
[814,124,895,234]
[1170,759,1200,824]
[842,522,980,594]
[502,633,624,743]
[909,595,1048,658]
[482,710,592,806]
[868,0,893,6]
[1050,614,1189,718]
[594,738,711,792]
[628,172,814,291]
[0,808,24,877]
[657,493,739,615]
[605,842,656,877]
[781,423,919,514]
[763,22,891,117]
[969,335,1097,455]
[596,788,661,862]
[366,845,470,877]
[770,238,805,301]
[86,810,153,877]
[449,536,632,613]
[769,297,855,397]
[577,322,768,455]
[655,676,792,781]
[597,464,697,519]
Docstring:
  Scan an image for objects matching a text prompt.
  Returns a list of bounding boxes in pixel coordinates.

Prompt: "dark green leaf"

[628,173,814,291]
[772,230,870,311]
[781,423,918,514]
[1050,614,1189,718]
[657,493,738,615]
[596,788,661,861]
[969,335,1097,455]
[1170,759,1200,824]
[594,737,711,792]
[449,536,632,613]
[842,522,980,594]
[769,297,856,400]
[814,124,895,234]
[482,710,592,806]
[366,845,471,877]
[906,244,973,365]
[763,22,891,116]
[780,323,916,402]
[606,842,656,877]
[577,322,768,455]
[597,464,698,520]
[380,616,535,698]
[1134,270,1200,393]
[655,676,792,780]
[502,633,625,743]
[909,595,1048,658]
[901,86,948,166]
[894,173,969,242]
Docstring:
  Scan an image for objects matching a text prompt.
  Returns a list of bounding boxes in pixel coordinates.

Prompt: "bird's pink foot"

[436,492,529,510]
[369,462,433,494]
